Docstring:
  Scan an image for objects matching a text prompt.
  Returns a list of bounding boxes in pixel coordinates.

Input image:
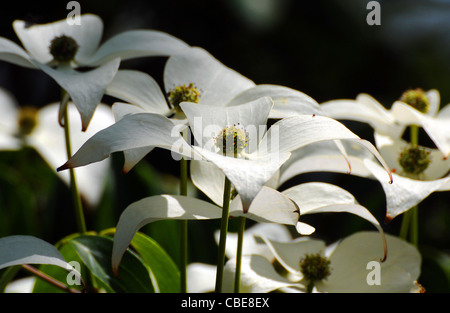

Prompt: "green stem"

[410,125,419,146]
[62,91,87,234]
[399,210,411,240]
[215,177,232,293]
[306,281,314,293]
[399,125,420,246]
[410,205,419,246]
[234,216,246,293]
[179,128,189,293]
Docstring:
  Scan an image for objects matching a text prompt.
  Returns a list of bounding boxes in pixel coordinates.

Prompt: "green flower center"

[399,88,430,113]
[49,35,79,63]
[17,106,38,136]
[299,253,331,282]
[215,124,248,157]
[398,145,431,176]
[168,83,201,111]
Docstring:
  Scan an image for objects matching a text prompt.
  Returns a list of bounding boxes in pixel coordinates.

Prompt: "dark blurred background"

[1,0,449,292]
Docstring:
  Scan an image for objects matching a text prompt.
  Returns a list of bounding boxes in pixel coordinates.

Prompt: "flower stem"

[410,125,419,147]
[410,205,419,246]
[399,209,411,239]
[306,281,314,293]
[399,125,420,246]
[180,128,189,293]
[234,216,246,293]
[61,91,87,234]
[215,177,232,293]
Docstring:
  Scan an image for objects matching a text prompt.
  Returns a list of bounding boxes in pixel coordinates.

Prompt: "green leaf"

[32,239,87,293]
[70,235,155,293]
[129,232,180,293]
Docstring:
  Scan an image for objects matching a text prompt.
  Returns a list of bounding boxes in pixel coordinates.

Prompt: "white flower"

[186,224,423,293]
[0,13,189,130]
[279,137,450,221]
[0,87,114,206]
[320,89,450,157]
[226,226,423,293]
[58,95,391,213]
[102,46,255,172]
[294,90,450,220]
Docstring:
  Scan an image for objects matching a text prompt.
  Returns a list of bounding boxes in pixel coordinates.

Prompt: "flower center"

[168,83,201,111]
[299,253,331,283]
[17,106,38,136]
[214,124,248,157]
[399,88,430,113]
[398,145,431,176]
[49,35,79,63]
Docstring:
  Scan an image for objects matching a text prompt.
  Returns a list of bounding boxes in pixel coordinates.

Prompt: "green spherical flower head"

[399,88,430,113]
[398,145,431,176]
[49,35,79,63]
[168,83,201,111]
[215,125,248,157]
[17,106,38,136]
[299,253,331,282]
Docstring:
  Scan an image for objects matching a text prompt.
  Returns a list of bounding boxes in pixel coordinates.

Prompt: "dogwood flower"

[296,90,450,221]
[103,46,322,172]
[225,227,423,293]
[320,89,450,157]
[179,95,392,212]
[101,46,255,172]
[187,224,423,293]
[58,95,391,213]
[278,136,450,221]
[0,13,189,130]
[0,87,114,206]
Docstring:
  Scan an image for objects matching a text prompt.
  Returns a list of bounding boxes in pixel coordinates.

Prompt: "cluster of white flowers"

[1,13,446,294]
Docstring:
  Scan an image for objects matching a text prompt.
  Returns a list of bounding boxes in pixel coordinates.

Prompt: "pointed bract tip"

[384,214,394,224]
[57,163,70,172]
[346,160,352,175]
[387,169,394,184]
[380,247,388,263]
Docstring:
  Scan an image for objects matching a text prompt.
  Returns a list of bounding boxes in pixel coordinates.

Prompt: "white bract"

[0,14,189,130]
[110,191,300,275]
[0,88,114,206]
[191,157,387,241]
